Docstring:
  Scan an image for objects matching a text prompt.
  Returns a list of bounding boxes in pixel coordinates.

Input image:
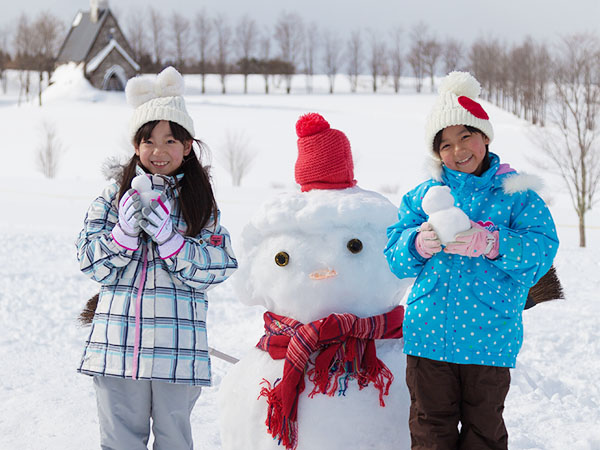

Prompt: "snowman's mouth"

[309,269,338,280]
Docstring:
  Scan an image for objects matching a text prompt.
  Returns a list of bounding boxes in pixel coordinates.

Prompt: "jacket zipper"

[131,244,148,380]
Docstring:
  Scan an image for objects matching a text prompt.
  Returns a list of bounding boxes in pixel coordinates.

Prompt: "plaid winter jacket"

[77,170,238,385]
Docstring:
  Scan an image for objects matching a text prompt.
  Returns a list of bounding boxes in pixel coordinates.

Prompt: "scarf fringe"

[259,378,299,449]
[256,306,404,450]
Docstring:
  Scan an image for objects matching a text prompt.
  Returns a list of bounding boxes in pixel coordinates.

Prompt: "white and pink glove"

[112,188,142,250]
[140,193,184,259]
[415,222,443,259]
[444,221,499,258]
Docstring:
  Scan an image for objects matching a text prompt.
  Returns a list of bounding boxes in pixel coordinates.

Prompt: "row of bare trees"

[6,12,65,105]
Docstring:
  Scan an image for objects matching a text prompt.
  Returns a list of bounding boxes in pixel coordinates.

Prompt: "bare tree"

[422,36,442,92]
[14,14,35,105]
[407,23,427,93]
[323,31,342,94]
[535,34,600,247]
[31,11,65,106]
[195,9,212,94]
[274,12,304,94]
[302,22,319,93]
[37,121,66,178]
[390,26,403,93]
[0,27,9,93]
[213,14,232,94]
[170,12,191,70]
[219,129,256,186]
[347,30,362,93]
[235,15,257,94]
[468,38,505,103]
[443,38,464,74]
[367,30,386,93]
[259,27,271,94]
[126,11,146,63]
[149,7,165,67]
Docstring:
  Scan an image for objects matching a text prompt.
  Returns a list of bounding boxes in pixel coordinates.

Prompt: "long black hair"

[118,120,218,236]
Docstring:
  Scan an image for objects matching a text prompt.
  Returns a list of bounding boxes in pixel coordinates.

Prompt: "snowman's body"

[218,187,413,450]
[219,341,408,449]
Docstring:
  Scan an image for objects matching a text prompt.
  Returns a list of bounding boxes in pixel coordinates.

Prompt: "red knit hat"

[294,113,357,192]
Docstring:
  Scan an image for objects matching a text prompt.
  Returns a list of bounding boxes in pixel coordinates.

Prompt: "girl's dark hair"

[118,120,218,236]
[433,125,491,174]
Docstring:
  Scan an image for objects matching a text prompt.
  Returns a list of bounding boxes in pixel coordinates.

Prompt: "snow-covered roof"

[86,38,141,73]
[56,10,109,64]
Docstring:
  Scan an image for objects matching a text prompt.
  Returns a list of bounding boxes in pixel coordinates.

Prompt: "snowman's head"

[422,185,454,215]
[234,186,411,323]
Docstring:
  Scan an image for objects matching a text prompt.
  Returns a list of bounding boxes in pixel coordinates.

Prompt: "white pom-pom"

[125,76,156,108]
[155,66,184,98]
[438,71,481,98]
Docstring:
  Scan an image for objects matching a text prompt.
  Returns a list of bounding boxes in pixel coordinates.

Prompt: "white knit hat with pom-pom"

[125,66,195,143]
[424,71,493,156]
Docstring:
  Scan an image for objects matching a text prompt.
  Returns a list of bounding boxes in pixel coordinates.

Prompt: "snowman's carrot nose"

[309,269,338,280]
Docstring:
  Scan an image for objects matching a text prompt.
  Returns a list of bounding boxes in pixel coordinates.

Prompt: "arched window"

[101,65,127,91]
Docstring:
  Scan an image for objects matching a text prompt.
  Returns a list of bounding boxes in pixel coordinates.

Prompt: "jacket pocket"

[407,273,440,305]
[472,276,519,319]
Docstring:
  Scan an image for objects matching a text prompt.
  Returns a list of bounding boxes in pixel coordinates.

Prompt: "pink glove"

[140,193,184,259]
[444,221,499,258]
[415,222,442,259]
[112,188,142,250]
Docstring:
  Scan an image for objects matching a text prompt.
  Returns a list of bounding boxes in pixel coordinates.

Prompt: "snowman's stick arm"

[209,346,239,364]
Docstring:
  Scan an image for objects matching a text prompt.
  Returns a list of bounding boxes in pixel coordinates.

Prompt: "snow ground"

[1,69,599,449]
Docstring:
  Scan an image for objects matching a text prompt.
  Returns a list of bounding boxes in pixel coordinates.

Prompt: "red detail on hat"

[458,96,489,120]
[294,113,357,192]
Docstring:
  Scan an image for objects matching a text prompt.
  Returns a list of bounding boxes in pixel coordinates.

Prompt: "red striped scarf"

[256,304,404,449]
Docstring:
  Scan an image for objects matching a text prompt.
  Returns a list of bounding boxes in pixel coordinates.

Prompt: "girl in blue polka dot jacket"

[384,72,559,450]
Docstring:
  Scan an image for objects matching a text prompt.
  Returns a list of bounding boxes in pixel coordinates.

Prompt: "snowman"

[218,113,412,450]
[422,185,470,245]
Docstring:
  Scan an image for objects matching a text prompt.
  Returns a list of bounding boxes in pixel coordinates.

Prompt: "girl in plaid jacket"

[76,67,238,449]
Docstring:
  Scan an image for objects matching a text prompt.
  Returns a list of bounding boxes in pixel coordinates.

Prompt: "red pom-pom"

[457,96,489,120]
[296,113,330,138]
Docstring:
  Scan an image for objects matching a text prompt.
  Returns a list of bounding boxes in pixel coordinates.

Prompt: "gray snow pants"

[93,376,202,450]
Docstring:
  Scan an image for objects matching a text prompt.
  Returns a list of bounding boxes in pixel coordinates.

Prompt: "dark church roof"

[56,9,108,64]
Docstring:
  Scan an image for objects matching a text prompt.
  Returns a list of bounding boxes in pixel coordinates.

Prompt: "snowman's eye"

[346,239,363,254]
[274,251,290,267]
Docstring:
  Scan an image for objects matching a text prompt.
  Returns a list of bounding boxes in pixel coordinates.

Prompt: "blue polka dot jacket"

[384,153,559,368]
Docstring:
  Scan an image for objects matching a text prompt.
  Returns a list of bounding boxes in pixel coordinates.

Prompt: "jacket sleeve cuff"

[158,233,185,260]
[111,224,140,251]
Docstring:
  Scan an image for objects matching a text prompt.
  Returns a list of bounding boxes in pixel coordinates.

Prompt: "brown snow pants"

[405,355,511,450]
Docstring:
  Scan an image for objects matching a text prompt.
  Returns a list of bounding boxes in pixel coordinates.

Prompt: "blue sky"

[2,0,599,46]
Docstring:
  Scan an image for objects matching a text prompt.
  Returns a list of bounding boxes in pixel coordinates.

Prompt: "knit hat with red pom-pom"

[294,113,357,192]
[425,71,494,157]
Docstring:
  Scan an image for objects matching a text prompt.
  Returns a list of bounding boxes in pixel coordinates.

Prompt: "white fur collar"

[501,172,544,194]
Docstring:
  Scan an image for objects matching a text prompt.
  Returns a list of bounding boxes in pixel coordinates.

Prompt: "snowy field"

[1,68,599,449]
